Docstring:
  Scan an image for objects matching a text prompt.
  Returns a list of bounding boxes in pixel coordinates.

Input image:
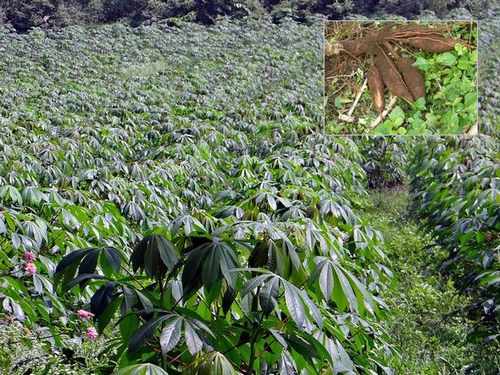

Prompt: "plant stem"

[159,279,165,307]
[248,332,257,375]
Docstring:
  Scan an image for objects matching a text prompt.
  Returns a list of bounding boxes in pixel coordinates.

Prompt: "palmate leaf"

[131,235,179,279]
[102,246,123,273]
[115,363,169,375]
[136,290,154,314]
[184,351,236,375]
[128,314,174,353]
[0,215,6,234]
[242,274,272,296]
[62,273,105,292]
[98,296,121,333]
[54,248,93,286]
[202,244,221,291]
[181,250,204,299]
[278,353,297,375]
[333,263,357,312]
[183,236,240,294]
[54,247,124,290]
[283,331,332,368]
[184,320,204,355]
[90,282,117,318]
[284,283,305,329]
[321,334,355,373]
[79,248,100,275]
[319,260,334,301]
[160,318,183,354]
[129,312,210,355]
[259,277,280,316]
[310,258,374,314]
[244,274,323,329]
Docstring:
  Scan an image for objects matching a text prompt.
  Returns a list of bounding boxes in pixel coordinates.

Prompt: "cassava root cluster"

[327,24,473,114]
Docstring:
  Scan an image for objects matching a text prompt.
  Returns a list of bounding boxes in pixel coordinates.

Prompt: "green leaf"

[437,52,457,66]
[259,276,279,316]
[389,106,405,123]
[160,318,183,354]
[374,120,393,135]
[284,283,305,329]
[413,97,426,110]
[283,333,318,362]
[156,236,178,271]
[79,248,100,275]
[98,296,121,333]
[115,363,169,375]
[202,246,221,291]
[413,56,431,71]
[120,313,140,343]
[90,282,116,318]
[334,96,349,108]
[181,247,205,298]
[184,321,203,355]
[128,315,173,353]
[319,262,334,301]
[0,216,6,234]
[332,264,357,312]
[102,246,123,274]
[242,274,272,296]
[54,248,93,286]
[63,273,104,292]
[136,291,154,314]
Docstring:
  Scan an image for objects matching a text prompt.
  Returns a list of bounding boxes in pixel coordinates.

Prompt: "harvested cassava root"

[341,39,369,56]
[333,23,475,111]
[374,46,414,102]
[341,30,390,56]
[367,65,385,113]
[397,57,425,100]
[402,36,469,53]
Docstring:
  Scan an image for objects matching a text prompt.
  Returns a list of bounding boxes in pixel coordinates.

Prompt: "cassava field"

[0,10,498,375]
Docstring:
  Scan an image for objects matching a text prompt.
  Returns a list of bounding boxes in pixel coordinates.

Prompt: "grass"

[363,188,499,374]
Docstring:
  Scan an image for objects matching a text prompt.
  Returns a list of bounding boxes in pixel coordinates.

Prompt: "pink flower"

[24,262,37,275]
[84,327,98,340]
[76,310,95,319]
[23,252,37,262]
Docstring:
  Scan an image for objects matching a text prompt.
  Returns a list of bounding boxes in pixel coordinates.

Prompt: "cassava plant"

[51,135,394,373]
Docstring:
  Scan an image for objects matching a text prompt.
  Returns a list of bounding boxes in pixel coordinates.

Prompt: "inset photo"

[324,21,478,135]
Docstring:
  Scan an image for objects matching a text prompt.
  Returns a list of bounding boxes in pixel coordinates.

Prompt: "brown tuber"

[328,23,476,114]
[397,57,426,100]
[374,46,414,102]
[367,65,385,113]
[341,38,369,56]
[404,36,468,53]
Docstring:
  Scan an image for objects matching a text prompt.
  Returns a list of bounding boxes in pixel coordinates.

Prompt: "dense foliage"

[0,19,398,373]
[0,4,498,374]
[358,137,408,189]
[409,136,499,344]
[364,190,498,373]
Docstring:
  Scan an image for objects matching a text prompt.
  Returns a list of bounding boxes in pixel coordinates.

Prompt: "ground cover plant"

[325,21,478,135]
[363,189,498,374]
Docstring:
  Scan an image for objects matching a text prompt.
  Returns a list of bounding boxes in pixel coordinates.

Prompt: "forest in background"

[0,0,495,31]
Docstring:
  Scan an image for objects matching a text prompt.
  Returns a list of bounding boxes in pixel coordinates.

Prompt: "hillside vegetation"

[0,9,498,375]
